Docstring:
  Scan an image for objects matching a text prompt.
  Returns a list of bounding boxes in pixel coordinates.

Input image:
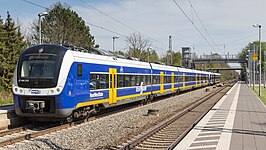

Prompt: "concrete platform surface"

[174,82,266,150]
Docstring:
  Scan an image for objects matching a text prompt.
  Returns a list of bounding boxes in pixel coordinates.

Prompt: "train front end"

[12,44,72,121]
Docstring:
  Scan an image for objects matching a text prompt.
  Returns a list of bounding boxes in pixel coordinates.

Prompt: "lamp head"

[38,11,48,17]
[252,24,261,28]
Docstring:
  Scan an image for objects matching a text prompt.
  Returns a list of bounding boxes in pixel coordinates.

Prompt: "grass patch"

[253,86,266,105]
[0,99,13,105]
[0,90,13,105]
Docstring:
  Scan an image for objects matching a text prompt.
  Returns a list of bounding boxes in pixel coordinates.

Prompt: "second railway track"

[119,84,233,150]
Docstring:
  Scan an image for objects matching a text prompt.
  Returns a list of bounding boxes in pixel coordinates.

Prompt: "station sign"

[252,53,258,61]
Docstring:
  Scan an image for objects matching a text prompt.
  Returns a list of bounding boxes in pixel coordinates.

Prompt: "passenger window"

[118,75,124,88]
[131,75,136,86]
[100,74,109,89]
[136,75,143,86]
[146,75,151,85]
[90,74,96,90]
[90,74,109,90]
[78,64,82,77]
[124,75,130,87]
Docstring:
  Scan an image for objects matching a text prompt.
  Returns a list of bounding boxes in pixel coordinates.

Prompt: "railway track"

[0,97,145,147]
[118,83,233,150]
[0,117,98,147]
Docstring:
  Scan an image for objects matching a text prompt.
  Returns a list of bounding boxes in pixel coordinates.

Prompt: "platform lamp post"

[112,36,119,53]
[38,11,48,44]
[252,24,262,96]
[247,50,251,86]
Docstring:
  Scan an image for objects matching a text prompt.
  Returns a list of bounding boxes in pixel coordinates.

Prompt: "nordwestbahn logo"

[136,82,147,94]
[31,90,41,94]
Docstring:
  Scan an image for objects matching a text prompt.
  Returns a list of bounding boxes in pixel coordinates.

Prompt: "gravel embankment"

[5,86,218,150]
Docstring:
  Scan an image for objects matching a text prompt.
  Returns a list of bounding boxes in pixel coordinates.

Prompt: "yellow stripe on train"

[76,84,203,108]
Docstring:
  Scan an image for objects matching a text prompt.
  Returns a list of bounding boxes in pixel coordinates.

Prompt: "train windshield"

[17,44,67,88]
[20,54,57,78]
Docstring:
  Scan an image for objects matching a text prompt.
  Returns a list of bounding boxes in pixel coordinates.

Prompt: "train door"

[183,73,185,88]
[206,74,208,85]
[171,72,174,92]
[160,72,164,93]
[109,68,117,104]
[196,74,198,86]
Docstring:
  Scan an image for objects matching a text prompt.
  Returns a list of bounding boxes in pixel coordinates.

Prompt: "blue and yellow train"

[12,44,221,121]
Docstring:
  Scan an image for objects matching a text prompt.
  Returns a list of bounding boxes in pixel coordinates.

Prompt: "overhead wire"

[21,0,49,10]
[188,0,220,52]
[78,0,169,48]
[86,22,128,38]
[172,0,217,52]
[20,0,128,40]
[225,31,266,45]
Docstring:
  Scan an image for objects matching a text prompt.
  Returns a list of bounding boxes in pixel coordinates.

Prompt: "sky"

[0,0,266,58]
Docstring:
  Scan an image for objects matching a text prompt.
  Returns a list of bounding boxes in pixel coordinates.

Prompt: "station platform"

[174,82,266,150]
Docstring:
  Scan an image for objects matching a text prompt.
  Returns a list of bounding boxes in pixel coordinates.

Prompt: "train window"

[146,75,151,85]
[178,75,182,82]
[174,76,178,83]
[168,76,172,83]
[131,75,136,86]
[164,76,171,83]
[136,75,143,86]
[124,75,130,87]
[78,64,82,77]
[153,75,160,84]
[185,76,189,82]
[186,75,195,82]
[118,75,124,88]
[90,74,97,90]
[90,74,109,90]
[100,74,109,89]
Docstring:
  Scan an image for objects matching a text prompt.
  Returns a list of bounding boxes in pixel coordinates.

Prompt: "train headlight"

[19,89,23,93]
[14,88,18,92]
[56,88,60,92]
[50,90,54,94]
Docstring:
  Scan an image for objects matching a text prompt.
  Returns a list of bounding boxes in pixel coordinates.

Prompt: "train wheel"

[149,94,154,101]
[140,97,148,105]
[66,114,73,123]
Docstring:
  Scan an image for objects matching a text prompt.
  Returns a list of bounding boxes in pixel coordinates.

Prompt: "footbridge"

[192,54,246,64]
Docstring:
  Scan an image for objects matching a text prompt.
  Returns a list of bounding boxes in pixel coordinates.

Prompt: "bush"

[0,86,13,105]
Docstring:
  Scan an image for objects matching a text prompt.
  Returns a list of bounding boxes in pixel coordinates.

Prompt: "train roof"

[28,44,220,75]
[177,67,194,73]
[193,69,207,74]
[150,63,178,72]
[71,49,151,70]
[214,73,221,76]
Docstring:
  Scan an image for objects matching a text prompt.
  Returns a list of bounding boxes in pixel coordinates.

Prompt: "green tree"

[0,15,3,84]
[0,12,26,90]
[114,50,126,56]
[160,51,181,66]
[31,3,95,48]
[148,49,159,62]
[239,41,266,70]
[239,41,266,80]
